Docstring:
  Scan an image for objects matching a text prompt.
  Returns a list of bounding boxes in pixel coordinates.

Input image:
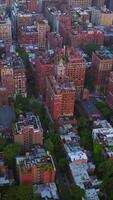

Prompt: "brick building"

[46,76,75,122]
[68,0,92,8]
[55,47,86,98]
[48,32,63,50]
[18,25,38,47]
[0,55,27,97]
[106,72,113,108]
[14,113,43,152]
[16,147,56,185]
[69,30,104,48]
[1,66,14,96]
[0,16,12,49]
[27,0,38,13]
[35,51,54,97]
[0,87,8,107]
[37,20,50,49]
[92,49,113,94]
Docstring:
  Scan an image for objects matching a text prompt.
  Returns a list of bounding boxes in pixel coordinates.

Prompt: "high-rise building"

[37,20,50,49]
[46,76,75,121]
[92,49,113,94]
[14,113,43,152]
[0,55,27,97]
[27,0,38,13]
[55,48,86,98]
[1,66,14,96]
[0,16,12,49]
[35,51,54,97]
[16,146,56,185]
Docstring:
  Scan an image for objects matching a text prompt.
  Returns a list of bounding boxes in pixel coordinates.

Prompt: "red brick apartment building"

[106,72,113,108]
[92,49,113,94]
[46,76,75,122]
[35,51,54,97]
[16,147,56,185]
[14,113,43,152]
[0,16,12,49]
[27,0,38,13]
[0,55,27,97]
[55,47,86,98]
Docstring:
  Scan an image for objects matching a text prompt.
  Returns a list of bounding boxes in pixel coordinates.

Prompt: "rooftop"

[34,183,59,200]
[85,189,99,200]
[95,49,113,59]
[16,113,43,133]
[16,146,55,172]
[48,76,75,94]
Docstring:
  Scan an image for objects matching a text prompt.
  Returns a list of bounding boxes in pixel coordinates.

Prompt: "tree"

[45,138,54,153]
[80,128,93,151]
[4,143,20,168]
[58,158,67,172]
[93,142,104,168]
[0,138,7,151]
[84,43,99,57]
[3,185,37,200]
[78,117,89,129]
[71,185,85,200]
[97,160,113,199]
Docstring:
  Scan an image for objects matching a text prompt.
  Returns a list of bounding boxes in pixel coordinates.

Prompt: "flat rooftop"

[16,146,55,172]
[95,49,113,59]
[82,100,100,115]
[16,113,43,133]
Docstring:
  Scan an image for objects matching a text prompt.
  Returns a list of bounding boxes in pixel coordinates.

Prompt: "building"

[27,0,38,13]
[34,183,59,200]
[92,49,113,94]
[37,20,50,49]
[85,189,100,200]
[68,0,92,9]
[0,15,12,49]
[48,32,63,50]
[18,25,38,47]
[1,65,14,96]
[0,55,27,97]
[13,58,27,97]
[55,47,86,98]
[35,50,54,97]
[92,0,105,8]
[14,113,43,152]
[16,146,56,185]
[69,30,104,48]
[46,76,75,122]
[106,72,113,109]
[0,87,8,107]
[91,7,113,27]
[80,100,101,121]
[0,153,14,186]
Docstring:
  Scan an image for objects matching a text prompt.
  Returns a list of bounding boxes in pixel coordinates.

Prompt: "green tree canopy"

[78,117,89,129]
[71,185,85,200]
[58,158,67,172]
[4,143,20,168]
[45,138,54,153]
[80,128,93,151]
[0,138,8,152]
[3,185,37,200]
[93,142,104,168]
[84,43,99,57]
